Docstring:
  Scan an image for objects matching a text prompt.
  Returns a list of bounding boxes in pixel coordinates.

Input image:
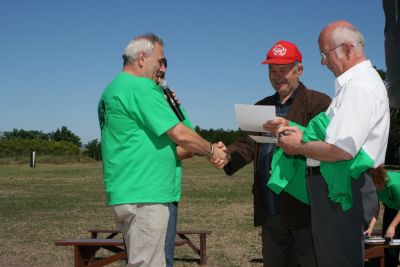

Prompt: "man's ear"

[343,43,353,60]
[296,64,304,76]
[138,52,146,68]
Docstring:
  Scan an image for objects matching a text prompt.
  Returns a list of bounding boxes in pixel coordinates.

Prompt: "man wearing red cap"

[212,40,331,267]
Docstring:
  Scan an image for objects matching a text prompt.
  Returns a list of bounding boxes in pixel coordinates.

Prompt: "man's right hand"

[263,117,289,136]
[209,141,230,168]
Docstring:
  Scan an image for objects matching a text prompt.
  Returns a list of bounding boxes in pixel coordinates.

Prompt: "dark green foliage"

[0,127,82,163]
[386,107,400,164]
[49,126,81,147]
[376,67,400,165]
[2,128,50,140]
[84,139,101,161]
[376,68,386,81]
[0,138,79,157]
[1,126,81,147]
[194,126,246,146]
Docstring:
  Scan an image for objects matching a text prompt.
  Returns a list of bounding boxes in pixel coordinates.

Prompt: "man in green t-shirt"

[97,33,225,267]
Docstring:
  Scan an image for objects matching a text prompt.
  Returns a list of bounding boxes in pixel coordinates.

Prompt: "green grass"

[0,159,263,267]
[0,159,386,266]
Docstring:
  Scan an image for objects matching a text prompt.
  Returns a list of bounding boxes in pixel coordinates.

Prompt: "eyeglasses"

[320,43,345,59]
[159,57,167,68]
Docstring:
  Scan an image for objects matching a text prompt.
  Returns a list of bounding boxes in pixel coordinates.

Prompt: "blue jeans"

[165,202,178,267]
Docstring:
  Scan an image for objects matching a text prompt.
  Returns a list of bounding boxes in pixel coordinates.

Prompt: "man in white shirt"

[267,21,390,267]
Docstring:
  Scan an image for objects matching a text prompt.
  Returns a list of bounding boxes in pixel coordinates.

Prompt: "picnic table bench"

[55,228,212,267]
[54,238,125,267]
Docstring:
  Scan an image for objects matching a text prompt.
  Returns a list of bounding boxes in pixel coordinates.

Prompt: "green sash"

[268,112,374,210]
[268,122,308,204]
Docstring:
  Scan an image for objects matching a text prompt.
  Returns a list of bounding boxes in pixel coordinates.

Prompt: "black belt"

[306,166,321,176]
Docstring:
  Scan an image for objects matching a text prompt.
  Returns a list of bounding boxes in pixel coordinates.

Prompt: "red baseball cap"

[261,40,302,65]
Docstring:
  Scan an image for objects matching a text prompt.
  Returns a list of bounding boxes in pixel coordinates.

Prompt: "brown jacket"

[224,82,331,229]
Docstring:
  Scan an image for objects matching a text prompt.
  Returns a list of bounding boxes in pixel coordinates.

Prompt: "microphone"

[159,80,185,121]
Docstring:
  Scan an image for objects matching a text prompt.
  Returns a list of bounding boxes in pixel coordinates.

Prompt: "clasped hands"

[208,142,229,168]
[262,117,303,155]
[208,117,304,169]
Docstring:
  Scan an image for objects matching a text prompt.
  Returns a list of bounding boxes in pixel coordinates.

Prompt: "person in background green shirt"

[155,58,192,267]
[365,169,400,267]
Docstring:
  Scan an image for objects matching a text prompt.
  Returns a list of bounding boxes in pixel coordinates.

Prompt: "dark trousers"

[382,205,400,267]
[261,215,317,267]
[307,172,377,267]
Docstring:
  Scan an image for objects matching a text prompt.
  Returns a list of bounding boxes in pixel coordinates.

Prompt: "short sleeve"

[325,85,376,157]
[136,86,180,137]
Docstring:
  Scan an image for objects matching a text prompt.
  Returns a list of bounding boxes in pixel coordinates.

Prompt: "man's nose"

[273,72,284,79]
[321,57,327,66]
[159,64,166,72]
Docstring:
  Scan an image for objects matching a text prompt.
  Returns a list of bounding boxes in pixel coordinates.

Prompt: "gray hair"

[331,26,365,58]
[122,33,164,65]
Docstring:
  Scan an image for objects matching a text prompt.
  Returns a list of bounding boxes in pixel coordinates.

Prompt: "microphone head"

[159,79,168,89]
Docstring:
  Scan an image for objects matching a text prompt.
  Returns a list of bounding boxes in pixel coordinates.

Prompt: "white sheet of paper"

[364,237,385,244]
[234,104,276,132]
[391,239,400,245]
[248,135,277,144]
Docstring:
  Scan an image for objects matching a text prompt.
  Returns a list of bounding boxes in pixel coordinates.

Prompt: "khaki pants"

[112,204,169,267]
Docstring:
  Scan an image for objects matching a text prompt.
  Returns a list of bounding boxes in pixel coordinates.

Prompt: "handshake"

[207,142,230,168]
[205,116,294,169]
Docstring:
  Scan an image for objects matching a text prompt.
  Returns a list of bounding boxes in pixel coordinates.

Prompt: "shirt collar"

[335,60,372,94]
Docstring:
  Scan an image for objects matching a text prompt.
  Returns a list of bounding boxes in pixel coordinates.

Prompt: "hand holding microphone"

[159,80,185,121]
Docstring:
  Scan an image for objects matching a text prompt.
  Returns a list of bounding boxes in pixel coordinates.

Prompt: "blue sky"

[0,0,386,144]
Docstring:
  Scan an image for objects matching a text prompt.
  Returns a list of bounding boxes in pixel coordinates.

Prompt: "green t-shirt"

[377,171,400,210]
[98,72,182,205]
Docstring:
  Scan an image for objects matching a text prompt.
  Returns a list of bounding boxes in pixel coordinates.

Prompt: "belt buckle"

[307,166,318,176]
[306,167,311,176]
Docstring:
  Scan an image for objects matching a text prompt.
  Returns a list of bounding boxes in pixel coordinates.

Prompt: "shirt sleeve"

[325,84,377,157]
[136,85,180,137]
[180,106,193,129]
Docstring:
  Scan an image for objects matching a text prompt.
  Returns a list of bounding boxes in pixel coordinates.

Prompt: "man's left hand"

[277,126,303,155]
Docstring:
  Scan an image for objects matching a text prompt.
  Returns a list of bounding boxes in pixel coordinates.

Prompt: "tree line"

[0,126,247,163]
[2,121,399,165]
[0,126,82,162]
[1,68,399,165]
[1,126,81,146]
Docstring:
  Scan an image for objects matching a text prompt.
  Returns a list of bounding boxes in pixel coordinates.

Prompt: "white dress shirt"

[325,60,390,167]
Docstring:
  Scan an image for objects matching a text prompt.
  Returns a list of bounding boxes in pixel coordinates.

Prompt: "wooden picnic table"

[56,228,212,267]
[89,228,211,266]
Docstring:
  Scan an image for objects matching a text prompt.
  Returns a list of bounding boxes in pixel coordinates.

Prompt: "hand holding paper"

[263,117,290,136]
[234,104,276,132]
[234,104,278,143]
